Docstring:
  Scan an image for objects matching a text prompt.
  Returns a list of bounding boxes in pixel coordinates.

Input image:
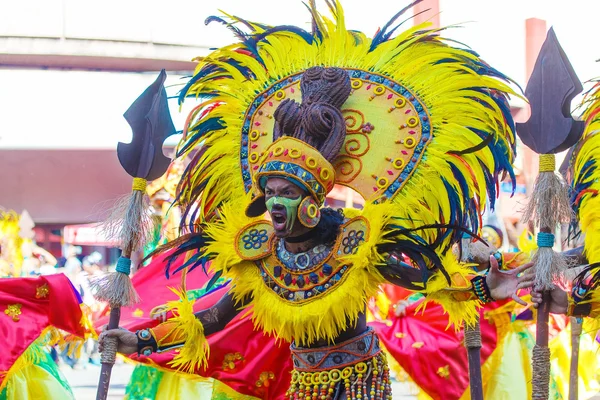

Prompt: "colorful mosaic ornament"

[298,196,321,228]
[235,221,275,260]
[249,217,370,304]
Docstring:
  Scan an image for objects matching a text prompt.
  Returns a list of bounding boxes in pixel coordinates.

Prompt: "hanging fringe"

[530,234,570,290]
[101,178,155,253]
[522,155,572,229]
[522,154,573,290]
[93,178,154,307]
[91,256,140,307]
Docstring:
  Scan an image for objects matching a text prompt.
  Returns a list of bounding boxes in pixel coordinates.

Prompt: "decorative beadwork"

[242,228,270,250]
[286,330,392,400]
[334,217,370,258]
[136,328,158,357]
[342,230,365,254]
[277,240,330,271]
[235,221,275,261]
[471,275,493,303]
[258,160,327,204]
[258,254,349,303]
[139,329,151,339]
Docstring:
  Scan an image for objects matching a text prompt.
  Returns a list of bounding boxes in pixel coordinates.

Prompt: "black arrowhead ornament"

[516,28,585,154]
[118,69,176,181]
[559,145,575,181]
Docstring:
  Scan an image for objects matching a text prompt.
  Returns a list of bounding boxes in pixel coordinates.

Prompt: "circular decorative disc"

[240,69,432,202]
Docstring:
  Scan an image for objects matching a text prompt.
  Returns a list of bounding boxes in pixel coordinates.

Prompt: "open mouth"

[270,211,288,231]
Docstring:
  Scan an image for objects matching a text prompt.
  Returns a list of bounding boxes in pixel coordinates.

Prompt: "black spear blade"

[559,145,576,181]
[516,28,585,154]
[118,69,177,181]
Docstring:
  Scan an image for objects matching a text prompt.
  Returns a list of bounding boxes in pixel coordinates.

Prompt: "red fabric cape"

[371,299,503,400]
[0,274,85,378]
[95,253,292,399]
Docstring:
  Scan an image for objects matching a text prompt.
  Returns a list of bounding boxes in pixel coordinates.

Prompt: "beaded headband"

[246,137,335,217]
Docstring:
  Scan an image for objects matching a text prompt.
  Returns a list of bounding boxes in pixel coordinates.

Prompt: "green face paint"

[265,196,302,232]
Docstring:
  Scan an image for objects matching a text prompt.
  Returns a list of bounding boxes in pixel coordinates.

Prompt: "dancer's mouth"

[271,211,288,232]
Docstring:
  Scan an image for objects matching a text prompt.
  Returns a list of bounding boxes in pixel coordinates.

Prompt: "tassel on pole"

[92,177,154,308]
[95,69,177,400]
[523,154,573,400]
[93,177,156,400]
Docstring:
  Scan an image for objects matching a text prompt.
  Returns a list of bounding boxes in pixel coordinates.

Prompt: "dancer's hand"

[531,287,568,314]
[98,328,138,355]
[485,256,532,306]
[516,265,536,290]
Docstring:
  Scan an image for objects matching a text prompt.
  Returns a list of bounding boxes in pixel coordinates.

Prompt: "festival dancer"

[526,80,600,318]
[99,2,529,398]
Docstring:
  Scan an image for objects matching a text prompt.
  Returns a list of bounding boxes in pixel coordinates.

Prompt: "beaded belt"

[290,328,381,371]
[286,328,392,400]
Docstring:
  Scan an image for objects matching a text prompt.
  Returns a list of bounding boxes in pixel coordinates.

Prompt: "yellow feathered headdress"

[164,1,520,324]
[571,80,600,263]
[176,0,517,231]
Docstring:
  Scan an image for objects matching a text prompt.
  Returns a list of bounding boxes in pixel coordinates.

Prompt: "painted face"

[264,178,306,237]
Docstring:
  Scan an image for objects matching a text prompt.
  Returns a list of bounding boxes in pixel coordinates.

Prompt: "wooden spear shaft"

[532,227,553,400]
[96,308,121,400]
[96,248,131,400]
[569,317,582,400]
[533,297,551,400]
[465,321,484,400]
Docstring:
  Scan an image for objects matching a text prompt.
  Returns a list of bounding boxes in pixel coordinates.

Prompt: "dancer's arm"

[99,290,249,356]
[381,253,530,305]
[529,263,600,318]
[195,291,248,335]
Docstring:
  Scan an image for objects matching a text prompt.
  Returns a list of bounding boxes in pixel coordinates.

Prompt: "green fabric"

[0,343,74,400]
[125,364,164,400]
[37,349,73,396]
